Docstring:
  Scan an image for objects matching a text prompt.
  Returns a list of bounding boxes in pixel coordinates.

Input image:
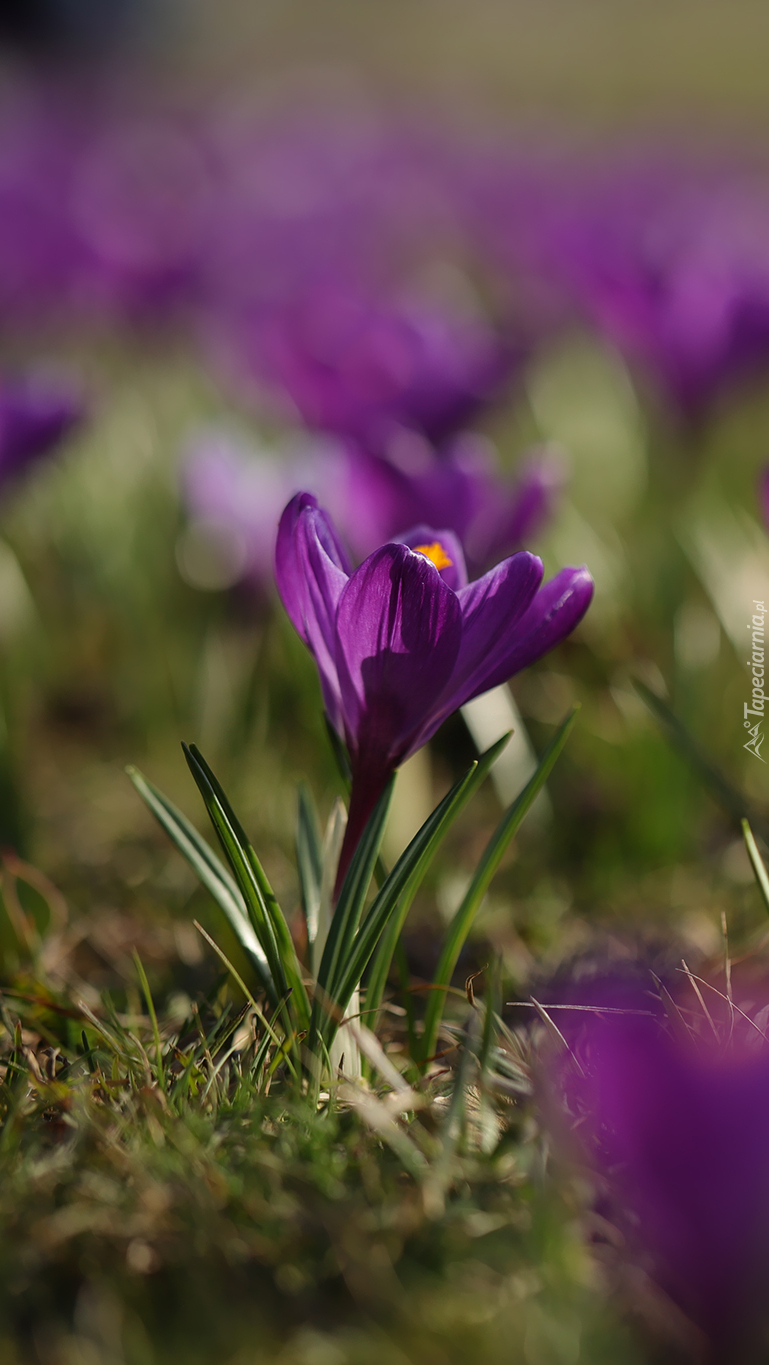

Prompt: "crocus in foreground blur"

[540,976,769,1362]
[276,492,592,887]
[0,370,82,487]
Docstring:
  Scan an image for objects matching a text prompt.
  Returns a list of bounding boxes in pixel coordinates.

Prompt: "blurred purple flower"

[210,284,520,456]
[0,369,82,485]
[0,85,213,328]
[541,158,769,419]
[197,106,465,318]
[180,430,414,589]
[275,492,592,885]
[541,979,769,1360]
[379,434,564,575]
[182,430,562,591]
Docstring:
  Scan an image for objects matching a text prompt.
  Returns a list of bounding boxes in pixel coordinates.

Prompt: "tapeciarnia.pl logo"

[745,600,766,762]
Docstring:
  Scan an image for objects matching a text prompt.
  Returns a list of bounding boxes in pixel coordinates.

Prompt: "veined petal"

[432,551,544,722]
[275,492,352,730]
[275,492,351,640]
[455,565,594,709]
[409,559,592,749]
[395,525,468,590]
[335,543,462,768]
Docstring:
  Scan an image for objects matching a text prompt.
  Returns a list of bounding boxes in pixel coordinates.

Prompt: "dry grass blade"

[342,1016,412,1094]
[680,959,719,1041]
[529,997,586,1077]
[337,1082,428,1179]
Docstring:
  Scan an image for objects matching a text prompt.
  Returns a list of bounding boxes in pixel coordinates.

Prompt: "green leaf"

[421,708,578,1064]
[126,765,275,1000]
[182,744,311,1031]
[635,680,769,840]
[296,782,323,948]
[361,732,512,1035]
[312,777,394,1049]
[742,818,769,916]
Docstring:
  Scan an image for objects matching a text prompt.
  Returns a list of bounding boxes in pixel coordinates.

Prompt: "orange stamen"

[413,541,453,572]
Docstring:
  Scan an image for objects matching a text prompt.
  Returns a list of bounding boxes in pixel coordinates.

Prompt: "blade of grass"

[420,709,578,1065]
[313,799,347,974]
[329,735,512,1045]
[183,744,310,1031]
[423,1012,482,1219]
[193,921,289,1065]
[742,819,769,916]
[325,718,352,788]
[133,950,165,1091]
[362,733,511,1034]
[296,782,323,950]
[126,765,275,999]
[634,681,769,840]
[477,961,503,1154]
[311,778,394,1052]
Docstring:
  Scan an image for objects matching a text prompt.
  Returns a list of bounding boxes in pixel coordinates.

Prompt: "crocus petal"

[275,492,351,642]
[275,493,352,730]
[395,525,468,591]
[412,551,543,740]
[335,543,462,768]
[465,565,593,692]
[333,542,463,883]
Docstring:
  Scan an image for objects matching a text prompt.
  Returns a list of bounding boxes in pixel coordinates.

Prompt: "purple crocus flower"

[0,370,82,485]
[541,978,769,1361]
[209,284,519,457]
[541,157,769,420]
[276,492,592,886]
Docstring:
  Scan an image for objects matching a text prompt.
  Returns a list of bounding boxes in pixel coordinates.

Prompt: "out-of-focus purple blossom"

[0,84,213,327]
[69,115,214,319]
[181,429,563,590]
[0,369,82,485]
[457,139,583,335]
[208,284,521,455]
[181,429,412,587]
[197,107,466,318]
[380,434,564,574]
[275,492,592,886]
[538,157,769,419]
[540,974,769,1360]
[181,429,394,590]
[0,85,487,347]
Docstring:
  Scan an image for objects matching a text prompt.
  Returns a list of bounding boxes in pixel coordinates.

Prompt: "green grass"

[0,959,640,1365]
